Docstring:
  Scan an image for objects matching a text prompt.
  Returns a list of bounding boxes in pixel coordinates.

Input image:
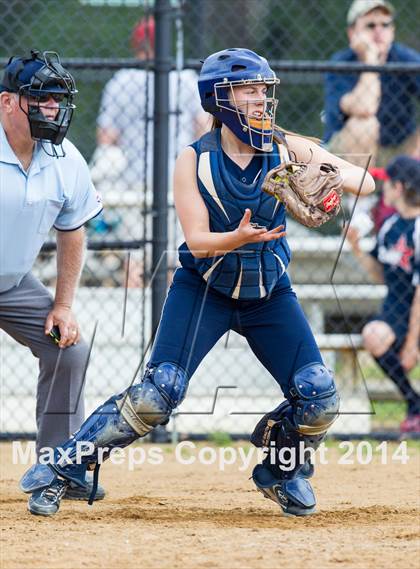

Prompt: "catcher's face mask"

[0,50,77,155]
[214,78,279,152]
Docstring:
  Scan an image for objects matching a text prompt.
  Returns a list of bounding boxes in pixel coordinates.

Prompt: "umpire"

[0,51,103,500]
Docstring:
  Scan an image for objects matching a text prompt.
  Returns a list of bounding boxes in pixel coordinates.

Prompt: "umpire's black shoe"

[28,478,69,517]
[64,478,106,501]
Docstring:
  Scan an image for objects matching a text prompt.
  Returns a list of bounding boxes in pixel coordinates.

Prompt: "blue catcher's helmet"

[198,48,279,152]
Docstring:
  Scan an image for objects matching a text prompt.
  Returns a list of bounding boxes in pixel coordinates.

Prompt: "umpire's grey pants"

[0,273,87,455]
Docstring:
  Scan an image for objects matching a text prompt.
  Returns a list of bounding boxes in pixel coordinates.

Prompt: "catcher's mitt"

[262,161,344,228]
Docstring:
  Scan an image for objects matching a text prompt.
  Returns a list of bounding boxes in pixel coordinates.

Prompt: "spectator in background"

[350,166,398,239]
[90,16,208,204]
[324,0,420,168]
[89,16,208,290]
[346,156,420,434]
[370,166,397,231]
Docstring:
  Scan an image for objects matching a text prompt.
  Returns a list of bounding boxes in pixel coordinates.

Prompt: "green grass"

[361,364,420,381]
[208,431,233,447]
[333,359,420,382]
[371,400,406,427]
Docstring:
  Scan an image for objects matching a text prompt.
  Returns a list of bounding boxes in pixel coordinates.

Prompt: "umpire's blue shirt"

[323,42,420,147]
[0,123,103,293]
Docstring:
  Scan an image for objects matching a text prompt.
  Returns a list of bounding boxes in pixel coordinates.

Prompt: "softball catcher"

[21,48,375,517]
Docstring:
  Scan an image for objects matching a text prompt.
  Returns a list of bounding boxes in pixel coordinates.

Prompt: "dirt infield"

[1,441,419,569]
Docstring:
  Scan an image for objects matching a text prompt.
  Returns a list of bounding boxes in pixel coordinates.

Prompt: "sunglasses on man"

[364,20,393,30]
[27,92,67,103]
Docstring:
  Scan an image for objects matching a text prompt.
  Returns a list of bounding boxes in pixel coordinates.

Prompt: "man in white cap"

[323,0,420,168]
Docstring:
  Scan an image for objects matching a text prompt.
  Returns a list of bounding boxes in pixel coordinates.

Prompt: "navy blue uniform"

[150,129,322,394]
[370,213,420,347]
[22,50,340,518]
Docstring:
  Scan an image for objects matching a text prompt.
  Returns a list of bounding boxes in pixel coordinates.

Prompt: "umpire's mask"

[0,49,77,150]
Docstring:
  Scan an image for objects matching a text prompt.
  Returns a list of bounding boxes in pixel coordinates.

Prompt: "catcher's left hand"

[262,161,344,228]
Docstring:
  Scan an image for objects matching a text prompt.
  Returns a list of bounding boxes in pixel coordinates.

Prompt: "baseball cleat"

[28,478,69,516]
[252,463,316,516]
[64,478,106,501]
[20,463,106,502]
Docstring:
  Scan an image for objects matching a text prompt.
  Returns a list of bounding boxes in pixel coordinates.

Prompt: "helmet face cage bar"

[214,77,279,151]
[24,99,75,146]
[17,51,77,150]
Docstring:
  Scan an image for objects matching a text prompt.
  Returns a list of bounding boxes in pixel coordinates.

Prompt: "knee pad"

[118,362,189,435]
[289,363,340,436]
[147,362,189,409]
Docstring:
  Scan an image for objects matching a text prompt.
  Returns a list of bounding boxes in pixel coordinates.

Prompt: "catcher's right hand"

[262,161,344,228]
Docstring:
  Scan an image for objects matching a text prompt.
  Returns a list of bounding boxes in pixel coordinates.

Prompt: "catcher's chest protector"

[180,129,291,300]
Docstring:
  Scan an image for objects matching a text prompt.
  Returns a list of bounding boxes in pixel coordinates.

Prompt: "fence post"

[152,0,172,334]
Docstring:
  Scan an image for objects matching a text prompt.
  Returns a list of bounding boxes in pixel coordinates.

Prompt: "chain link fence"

[1,0,419,439]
